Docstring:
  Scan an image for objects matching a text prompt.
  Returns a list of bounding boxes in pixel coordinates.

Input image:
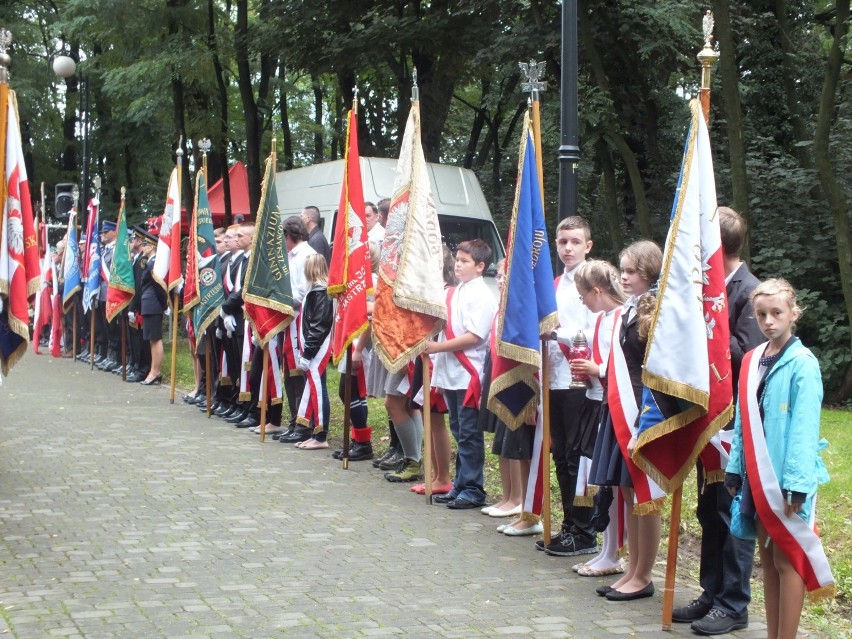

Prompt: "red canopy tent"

[208,161,251,226]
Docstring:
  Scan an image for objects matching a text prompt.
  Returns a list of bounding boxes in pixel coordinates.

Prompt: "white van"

[275,157,505,283]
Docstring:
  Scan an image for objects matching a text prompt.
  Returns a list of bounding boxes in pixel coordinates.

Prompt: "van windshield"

[438,215,505,277]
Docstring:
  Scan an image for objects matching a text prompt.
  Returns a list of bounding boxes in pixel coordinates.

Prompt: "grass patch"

[163,338,851,635]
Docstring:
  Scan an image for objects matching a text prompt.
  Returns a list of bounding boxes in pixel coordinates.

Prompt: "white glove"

[128,311,136,324]
[297,356,311,371]
[164,306,172,317]
[251,334,261,347]
[226,329,233,339]
[215,327,223,339]
[223,314,237,334]
[219,308,226,319]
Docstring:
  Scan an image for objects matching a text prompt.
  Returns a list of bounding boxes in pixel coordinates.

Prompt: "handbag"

[730,490,757,541]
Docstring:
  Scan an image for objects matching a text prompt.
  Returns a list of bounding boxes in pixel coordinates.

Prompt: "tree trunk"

[813,0,852,402]
[773,0,812,169]
[596,138,623,253]
[312,72,324,162]
[207,0,232,225]
[235,0,261,213]
[279,63,293,171]
[580,9,651,239]
[713,0,751,260]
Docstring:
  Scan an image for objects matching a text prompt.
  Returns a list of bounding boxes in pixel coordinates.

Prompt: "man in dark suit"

[674,206,764,636]
[96,220,120,371]
[125,227,150,382]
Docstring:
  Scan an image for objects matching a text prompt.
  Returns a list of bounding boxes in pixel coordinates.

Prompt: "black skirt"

[574,397,602,459]
[491,420,535,461]
[588,403,631,487]
[142,314,164,341]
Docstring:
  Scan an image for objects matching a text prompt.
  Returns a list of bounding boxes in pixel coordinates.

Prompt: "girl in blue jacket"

[726,278,832,639]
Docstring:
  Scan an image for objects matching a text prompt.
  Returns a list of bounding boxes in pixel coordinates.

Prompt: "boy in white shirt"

[537,216,599,556]
[427,239,497,509]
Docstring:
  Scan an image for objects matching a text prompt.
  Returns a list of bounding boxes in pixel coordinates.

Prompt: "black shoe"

[76,349,89,361]
[226,410,249,424]
[207,401,222,413]
[690,608,748,635]
[544,529,598,557]
[433,493,458,504]
[193,395,208,407]
[215,404,234,417]
[139,373,163,386]
[535,533,563,551]
[182,393,198,404]
[672,598,712,623]
[126,372,144,383]
[97,358,116,371]
[605,582,654,601]
[596,585,614,597]
[235,415,259,429]
[372,446,399,468]
[446,497,483,510]
[348,441,374,461]
[274,426,295,441]
[377,449,404,471]
[93,354,106,365]
[111,364,125,374]
[279,426,312,443]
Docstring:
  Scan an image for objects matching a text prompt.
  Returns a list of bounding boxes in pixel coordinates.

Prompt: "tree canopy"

[1,0,850,399]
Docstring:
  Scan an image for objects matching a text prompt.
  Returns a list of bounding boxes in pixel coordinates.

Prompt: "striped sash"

[739,345,835,599]
[607,310,666,513]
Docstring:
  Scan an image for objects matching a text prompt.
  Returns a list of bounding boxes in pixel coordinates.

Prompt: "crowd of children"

[172,207,830,639]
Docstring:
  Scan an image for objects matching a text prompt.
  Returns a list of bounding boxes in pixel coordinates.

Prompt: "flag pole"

[409,71,434,498]
[342,346,353,469]
[169,140,183,404]
[259,135,278,443]
[200,139,213,418]
[660,14,719,631]
[520,60,550,541]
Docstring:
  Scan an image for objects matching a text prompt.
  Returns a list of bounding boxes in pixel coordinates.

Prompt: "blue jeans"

[444,389,486,504]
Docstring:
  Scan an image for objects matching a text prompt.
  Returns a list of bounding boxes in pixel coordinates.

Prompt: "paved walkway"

[0,355,772,639]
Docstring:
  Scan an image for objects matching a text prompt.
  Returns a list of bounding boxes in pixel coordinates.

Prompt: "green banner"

[192,172,224,337]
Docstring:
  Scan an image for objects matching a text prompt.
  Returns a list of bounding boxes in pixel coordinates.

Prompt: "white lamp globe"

[52,55,76,78]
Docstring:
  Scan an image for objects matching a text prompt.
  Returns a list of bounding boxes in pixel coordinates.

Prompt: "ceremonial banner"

[0,84,39,374]
[82,197,101,313]
[183,171,223,338]
[152,166,182,295]
[372,101,446,372]
[32,246,52,354]
[61,212,82,312]
[488,113,558,429]
[243,154,295,345]
[328,107,371,365]
[634,99,733,491]
[105,200,134,322]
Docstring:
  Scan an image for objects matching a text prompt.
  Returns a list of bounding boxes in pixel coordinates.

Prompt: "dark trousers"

[696,460,754,616]
[284,371,306,429]
[222,332,243,405]
[550,388,595,537]
[338,371,368,429]
[128,324,145,372]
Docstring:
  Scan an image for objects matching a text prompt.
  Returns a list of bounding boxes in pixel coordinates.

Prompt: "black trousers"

[549,388,595,537]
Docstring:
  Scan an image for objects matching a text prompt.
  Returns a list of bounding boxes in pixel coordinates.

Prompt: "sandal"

[578,560,626,577]
[411,483,426,493]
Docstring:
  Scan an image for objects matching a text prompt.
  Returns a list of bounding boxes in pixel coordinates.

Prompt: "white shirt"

[368,223,385,245]
[432,276,496,391]
[288,241,317,306]
[586,307,618,401]
[548,264,598,390]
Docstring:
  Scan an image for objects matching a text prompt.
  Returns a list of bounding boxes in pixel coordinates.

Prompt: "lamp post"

[557,0,580,218]
[53,52,90,226]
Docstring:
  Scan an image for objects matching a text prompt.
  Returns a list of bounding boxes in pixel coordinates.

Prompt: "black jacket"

[726,262,764,397]
[221,252,248,320]
[140,255,168,315]
[300,285,333,361]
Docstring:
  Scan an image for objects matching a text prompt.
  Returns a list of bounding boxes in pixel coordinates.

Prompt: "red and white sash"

[238,319,254,401]
[265,337,283,405]
[739,345,835,599]
[521,407,544,522]
[607,309,666,513]
[444,287,482,409]
[296,308,332,432]
[574,313,606,506]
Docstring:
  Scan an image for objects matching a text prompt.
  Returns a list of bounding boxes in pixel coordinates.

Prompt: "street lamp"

[53,52,90,225]
[558,0,580,219]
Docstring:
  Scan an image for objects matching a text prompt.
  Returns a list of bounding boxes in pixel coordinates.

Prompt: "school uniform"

[548,265,598,539]
[432,276,496,506]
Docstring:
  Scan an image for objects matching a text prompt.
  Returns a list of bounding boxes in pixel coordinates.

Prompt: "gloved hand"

[164,306,172,317]
[226,329,233,339]
[219,308,226,319]
[128,311,136,324]
[251,334,261,347]
[223,314,237,334]
[297,357,311,371]
[215,327,223,339]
